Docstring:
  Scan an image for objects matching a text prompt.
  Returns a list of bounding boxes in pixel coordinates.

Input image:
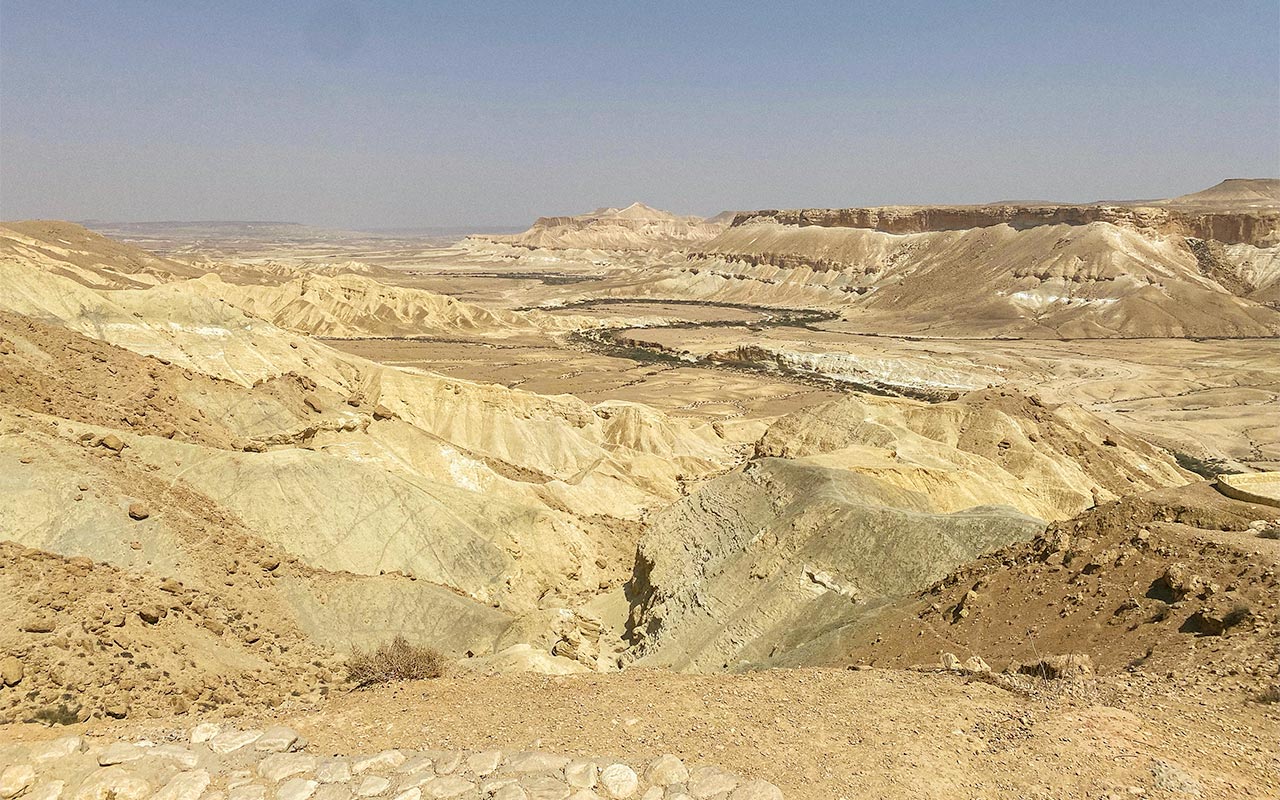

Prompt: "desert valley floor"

[1,183,1279,799]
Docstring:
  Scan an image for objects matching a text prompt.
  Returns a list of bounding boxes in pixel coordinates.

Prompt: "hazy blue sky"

[2,1,1278,228]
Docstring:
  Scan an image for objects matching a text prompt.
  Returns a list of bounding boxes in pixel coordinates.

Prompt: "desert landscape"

[3,2,1280,797]
[0,178,1278,799]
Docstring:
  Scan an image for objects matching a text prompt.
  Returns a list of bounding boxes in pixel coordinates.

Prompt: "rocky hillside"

[688,180,1280,337]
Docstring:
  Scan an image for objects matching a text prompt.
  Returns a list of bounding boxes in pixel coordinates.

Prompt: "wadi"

[0,176,1275,799]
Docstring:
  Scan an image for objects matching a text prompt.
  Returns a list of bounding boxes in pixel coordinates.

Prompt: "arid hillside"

[679,180,1280,337]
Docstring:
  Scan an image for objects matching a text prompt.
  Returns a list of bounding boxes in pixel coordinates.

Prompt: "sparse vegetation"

[29,703,80,726]
[1173,451,1241,479]
[345,636,446,688]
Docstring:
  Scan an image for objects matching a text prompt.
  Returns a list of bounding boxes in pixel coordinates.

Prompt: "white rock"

[491,786,528,800]
[190,724,222,744]
[638,790,662,800]
[97,744,144,767]
[431,753,462,776]
[0,766,35,800]
[154,771,212,800]
[312,786,352,800]
[226,772,256,790]
[963,655,991,673]
[394,756,433,776]
[259,755,318,783]
[390,791,420,800]
[353,751,405,775]
[255,728,303,754]
[940,652,962,671]
[686,766,738,798]
[564,762,597,789]
[644,755,687,786]
[228,786,267,800]
[417,777,474,799]
[32,737,84,762]
[73,767,151,800]
[211,731,264,755]
[275,779,318,800]
[464,751,502,777]
[316,761,352,784]
[567,791,604,800]
[522,776,571,800]
[354,778,390,798]
[151,745,200,769]
[479,779,517,796]
[26,781,65,800]
[727,781,782,800]
[597,765,638,800]
[502,753,570,775]
[203,793,228,800]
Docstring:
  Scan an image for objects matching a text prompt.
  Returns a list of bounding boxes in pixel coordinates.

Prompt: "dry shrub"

[346,636,445,688]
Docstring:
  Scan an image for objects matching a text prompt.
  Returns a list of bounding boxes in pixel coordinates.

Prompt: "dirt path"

[12,668,1258,800]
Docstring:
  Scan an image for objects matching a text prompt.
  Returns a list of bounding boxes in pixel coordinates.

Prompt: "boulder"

[0,655,23,686]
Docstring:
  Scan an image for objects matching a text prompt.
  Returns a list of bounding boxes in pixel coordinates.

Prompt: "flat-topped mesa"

[730,203,1280,247]
[473,202,730,252]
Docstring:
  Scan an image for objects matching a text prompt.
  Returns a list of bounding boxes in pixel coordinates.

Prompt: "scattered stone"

[417,776,474,799]
[353,751,406,775]
[639,789,662,800]
[686,766,738,798]
[276,779,318,800]
[522,775,572,800]
[390,791,420,800]
[211,730,264,754]
[503,753,570,775]
[153,771,211,800]
[127,502,149,521]
[465,751,503,777]
[97,743,144,767]
[354,777,391,798]
[727,781,783,800]
[1,655,23,686]
[313,787,352,800]
[0,765,35,800]
[255,726,304,753]
[26,781,65,800]
[597,765,637,799]
[228,786,267,800]
[259,754,318,783]
[491,787,528,800]
[644,756,687,786]
[962,655,991,673]
[940,652,962,671]
[564,762,598,789]
[372,405,395,421]
[20,618,55,633]
[316,760,352,784]
[191,723,222,744]
[137,604,166,625]
[432,752,463,775]
[99,435,125,453]
[303,395,324,414]
[32,737,83,762]
[73,767,150,800]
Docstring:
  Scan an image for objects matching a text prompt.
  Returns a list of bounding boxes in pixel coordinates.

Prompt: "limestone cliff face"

[729,204,1279,247]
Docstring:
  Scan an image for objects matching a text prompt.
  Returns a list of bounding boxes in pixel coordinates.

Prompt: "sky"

[1,1,1278,229]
